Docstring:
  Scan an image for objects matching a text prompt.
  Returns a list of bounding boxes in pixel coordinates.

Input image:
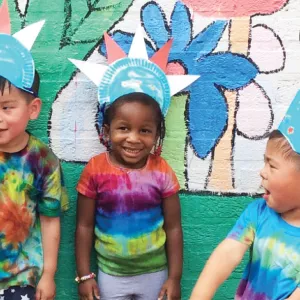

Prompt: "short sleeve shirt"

[77,153,180,276]
[0,135,68,288]
[228,199,300,300]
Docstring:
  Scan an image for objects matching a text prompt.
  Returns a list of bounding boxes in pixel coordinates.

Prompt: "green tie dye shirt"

[0,135,68,289]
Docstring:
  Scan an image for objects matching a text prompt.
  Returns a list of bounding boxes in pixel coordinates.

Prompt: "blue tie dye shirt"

[228,199,300,300]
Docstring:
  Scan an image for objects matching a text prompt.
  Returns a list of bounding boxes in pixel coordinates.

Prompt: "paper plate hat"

[0,0,44,95]
[278,90,300,154]
[69,27,200,116]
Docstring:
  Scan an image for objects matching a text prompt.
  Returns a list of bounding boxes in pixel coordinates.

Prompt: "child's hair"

[0,70,40,100]
[98,92,166,154]
[268,129,300,168]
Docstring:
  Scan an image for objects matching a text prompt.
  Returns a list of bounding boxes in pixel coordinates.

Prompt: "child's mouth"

[123,148,141,155]
[263,188,270,200]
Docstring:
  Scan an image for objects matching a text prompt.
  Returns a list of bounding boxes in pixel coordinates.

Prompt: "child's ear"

[29,98,42,120]
[103,124,110,138]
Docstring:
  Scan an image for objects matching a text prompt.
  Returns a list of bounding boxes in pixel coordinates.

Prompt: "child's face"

[0,83,41,152]
[105,101,158,169]
[260,139,300,214]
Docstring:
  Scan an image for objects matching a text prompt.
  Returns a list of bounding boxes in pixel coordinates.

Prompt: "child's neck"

[281,208,300,227]
[108,152,149,170]
[0,132,29,153]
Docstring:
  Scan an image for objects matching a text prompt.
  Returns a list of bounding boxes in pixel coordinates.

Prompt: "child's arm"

[36,216,60,300]
[75,193,100,299]
[190,238,249,300]
[159,193,183,300]
[286,288,300,299]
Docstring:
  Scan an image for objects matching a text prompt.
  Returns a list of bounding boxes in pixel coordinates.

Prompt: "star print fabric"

[0,285,35,300]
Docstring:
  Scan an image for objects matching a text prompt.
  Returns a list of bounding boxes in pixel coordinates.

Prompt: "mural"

[6,0,300,299]
[48,0,297,194]
[182,0,287,192]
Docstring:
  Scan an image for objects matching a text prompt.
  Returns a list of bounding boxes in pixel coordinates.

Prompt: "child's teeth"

[126,149,139,153]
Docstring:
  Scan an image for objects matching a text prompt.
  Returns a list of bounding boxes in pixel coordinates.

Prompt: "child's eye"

[141,129,152,134]
[118,126,128,131]
[3,106,12,110]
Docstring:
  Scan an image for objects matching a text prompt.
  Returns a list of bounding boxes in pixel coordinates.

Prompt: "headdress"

[0,0,44,95]
[278,90,300,153]
[69,27,200,116]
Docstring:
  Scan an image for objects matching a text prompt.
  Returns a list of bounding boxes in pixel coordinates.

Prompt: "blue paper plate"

[278,90,300,154]
[0,34,34,93]
[99,58,171,116]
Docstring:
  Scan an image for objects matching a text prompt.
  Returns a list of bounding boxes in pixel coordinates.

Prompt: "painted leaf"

[188,80,227,158]
[61,0,133,46]
[186,21,227,60]
[236,82,273,139]
[249,24,285,73]
[170,1,192,52]
[24,0,134,105]
[141,2,169,48]
[197,53,258,89]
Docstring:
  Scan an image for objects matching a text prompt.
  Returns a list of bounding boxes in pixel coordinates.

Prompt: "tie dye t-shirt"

[0,135,68,289]
[77,152,180,276]
[228,199,300,300]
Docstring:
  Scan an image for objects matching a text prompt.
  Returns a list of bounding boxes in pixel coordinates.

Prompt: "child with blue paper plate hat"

[190,91,300,299]
[0,1,68,299]
[71,28,199,300]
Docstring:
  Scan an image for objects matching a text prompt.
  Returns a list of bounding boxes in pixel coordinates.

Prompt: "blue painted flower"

[99,1,259,159]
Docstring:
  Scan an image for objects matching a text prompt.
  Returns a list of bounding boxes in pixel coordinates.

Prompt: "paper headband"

[0,0,44,95]
[69,27,200,116]
[278,90,300,154]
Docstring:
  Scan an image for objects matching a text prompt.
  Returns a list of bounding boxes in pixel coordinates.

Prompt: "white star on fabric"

[21,294,30,300]
[11,289,15,293]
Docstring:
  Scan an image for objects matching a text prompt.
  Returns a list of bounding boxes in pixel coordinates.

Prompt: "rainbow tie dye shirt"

[77,152,180,276]
[228,199,300,300]
[0,135,68,289]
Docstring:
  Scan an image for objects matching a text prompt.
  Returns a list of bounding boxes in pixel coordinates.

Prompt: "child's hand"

[158,278,181,300]
[35,273,56,300]
[78,279,100,300]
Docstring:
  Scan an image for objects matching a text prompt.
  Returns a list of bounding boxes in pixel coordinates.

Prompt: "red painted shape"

[150,39,173,73]
[104,32,127,64]
[0,0,11,34]
[182,0,288,18]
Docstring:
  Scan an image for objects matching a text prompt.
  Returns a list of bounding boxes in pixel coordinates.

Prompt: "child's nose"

[260,165,267,180]
[127,131,140,143]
